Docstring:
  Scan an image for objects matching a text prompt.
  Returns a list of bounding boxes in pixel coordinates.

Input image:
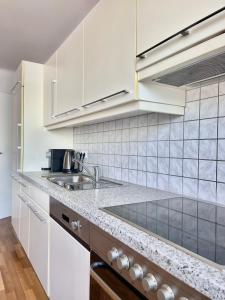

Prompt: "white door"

[84,0,136,105]
[57,23,83,115]
[0,92,12,218]
[50,218,90,300]
[29,202,49,295]
[137,0,225,55]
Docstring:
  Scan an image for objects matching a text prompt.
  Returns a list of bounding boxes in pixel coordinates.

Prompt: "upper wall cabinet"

[44,24,84,126]
[137,0,225,75]
[57,24,83,115]
[83,0,136,106]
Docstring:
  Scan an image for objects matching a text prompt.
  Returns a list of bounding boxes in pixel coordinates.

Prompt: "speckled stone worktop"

[15,172,225,300]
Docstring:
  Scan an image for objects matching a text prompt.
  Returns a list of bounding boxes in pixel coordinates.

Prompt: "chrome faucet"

[72,158,100,182]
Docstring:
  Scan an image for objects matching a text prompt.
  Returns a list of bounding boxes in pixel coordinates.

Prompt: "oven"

[90,252,146,300]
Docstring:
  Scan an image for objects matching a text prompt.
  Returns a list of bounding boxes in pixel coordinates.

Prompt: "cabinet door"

[43,53,57,126]
[11,179,20,238]
[19,195,29,254]
[50,219,90,300]
[29,205,49,294]
[56,24,83,115]
[84,0,136,105]
[137,0,225,55]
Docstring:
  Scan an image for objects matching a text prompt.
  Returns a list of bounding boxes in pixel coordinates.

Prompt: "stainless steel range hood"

[153,51,225,87]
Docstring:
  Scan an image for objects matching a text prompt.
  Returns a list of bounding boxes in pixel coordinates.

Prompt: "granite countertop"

[15,171,225,300]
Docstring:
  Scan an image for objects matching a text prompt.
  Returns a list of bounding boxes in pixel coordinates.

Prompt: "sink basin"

[47,174,92,186]
[47,174,122,191]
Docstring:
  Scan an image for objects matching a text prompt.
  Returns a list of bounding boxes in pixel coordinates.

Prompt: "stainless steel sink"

[47,174,122,191]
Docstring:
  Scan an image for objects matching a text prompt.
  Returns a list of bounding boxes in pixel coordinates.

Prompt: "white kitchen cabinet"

[137,0,225,73]
[18,193,30,255]
[56,23,83,116]
[11,178,20,238]
[50,218,90,300]
[43,53,57,126]
[84,0,136,106]
[29,200,49,295]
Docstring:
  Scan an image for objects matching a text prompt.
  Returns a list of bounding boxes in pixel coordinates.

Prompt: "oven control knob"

[129,264,143,281]
[117,254,130,270]
[107,247,119,262]
[71,220,81,230]
[157,284,175,300]
[142,273,158,292]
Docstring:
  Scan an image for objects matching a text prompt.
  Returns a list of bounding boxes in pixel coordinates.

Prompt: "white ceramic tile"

[146,172,157,188]
[218,117,225,139]
[217,161,225,183]
[184,101,200,121]
[108,154,115,167]
[114,155,122,168]
[170,122,183,140]
[219,81,225,95]
[138,156,147,171]
[200,97,218,119]
[158,114,170,124]
[199,140,217,160]
[201,83,218,99]
[121,168,128,181]
[169,176,182,194]
[147,141,157,157]
[129,156,138,170]
[147,125,157,141]
[115,130,122,143]
[183,159,198,178]
[137,171,147,186]
[217,183,225,204]
[170,158,182,176]
[129,142,138,155]
[199,160,216,181]
[122,142,129,155]
[158,158,169,174]
[218,139,225,160]
[115,119,123,130]
[138,126,148,141]
[108,167,115,178]
[186,88,200,102]
[170,115,184,123]
[184,140,199,159]
[219,95,225,117]
[200,118,217,139]
[122,118,130,129]
[114,168,122,180]
[158,124,170,140]
[128,170,137,184]
[138,142,147,156]
[157,174,169,190]
[158,141,169,157]
[130,128,138,141]
[184,121,199,140]
[198,180,216,202]
[138,115,148,127]
[129,116,138,128]
[147,157,157,173]
[148,113,158,125]
[183,178,198,198]
[121,155,129,168]
[170,141,183,158]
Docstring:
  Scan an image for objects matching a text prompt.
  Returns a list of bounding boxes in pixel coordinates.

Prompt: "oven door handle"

[90,262,122,300]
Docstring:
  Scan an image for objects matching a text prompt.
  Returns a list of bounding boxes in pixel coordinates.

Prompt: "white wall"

[0,69,14,219]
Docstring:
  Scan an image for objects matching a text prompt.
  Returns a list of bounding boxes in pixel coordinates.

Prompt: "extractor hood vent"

[154,52,225,87]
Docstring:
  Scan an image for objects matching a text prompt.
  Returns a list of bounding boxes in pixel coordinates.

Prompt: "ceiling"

[0,0,98,70]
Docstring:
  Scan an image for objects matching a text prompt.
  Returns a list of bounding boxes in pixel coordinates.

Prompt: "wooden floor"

[0,218,48,300]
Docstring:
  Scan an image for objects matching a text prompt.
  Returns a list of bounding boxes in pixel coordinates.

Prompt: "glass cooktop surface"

[102,197,225,266]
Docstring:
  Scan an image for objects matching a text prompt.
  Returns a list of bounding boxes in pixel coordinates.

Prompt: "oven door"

[90,253,146,300]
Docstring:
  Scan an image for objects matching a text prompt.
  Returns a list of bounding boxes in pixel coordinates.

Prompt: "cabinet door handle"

[53,108,81,119]
[82,90,129,108]
[51,79,57,118]
[30,204,47,223]
[137,6,225,59]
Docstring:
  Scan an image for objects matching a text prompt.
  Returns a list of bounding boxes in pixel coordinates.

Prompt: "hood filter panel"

[155,52,225,87]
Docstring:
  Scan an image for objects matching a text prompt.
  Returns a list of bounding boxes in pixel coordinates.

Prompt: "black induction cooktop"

[102,197,225,266]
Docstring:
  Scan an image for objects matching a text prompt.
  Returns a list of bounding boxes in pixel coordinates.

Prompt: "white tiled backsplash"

[73,79,225,205]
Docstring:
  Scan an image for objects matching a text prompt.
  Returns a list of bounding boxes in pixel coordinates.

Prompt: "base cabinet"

[11,179,20,238]
[19,194,30,254]
[29,203,49,294]
[50,218,90,300]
